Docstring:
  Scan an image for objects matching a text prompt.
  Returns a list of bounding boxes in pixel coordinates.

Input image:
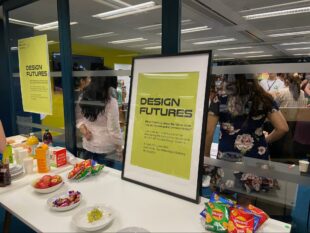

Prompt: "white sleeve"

[75,96,85,128]
[106,98,123,146]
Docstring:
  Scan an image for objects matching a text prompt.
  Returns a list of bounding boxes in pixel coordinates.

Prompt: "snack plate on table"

[32,175,64,194]
[47,190,82,211]
[72,204,114,232]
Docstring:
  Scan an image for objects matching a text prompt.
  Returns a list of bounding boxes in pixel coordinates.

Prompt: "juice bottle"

[0,153,11,187]
[3,145,13,163]
[36,146,50,173]
[27,133,39,157]
[43,129,53,146]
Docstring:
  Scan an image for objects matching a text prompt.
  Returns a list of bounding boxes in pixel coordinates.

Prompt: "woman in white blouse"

[76,76,123,163]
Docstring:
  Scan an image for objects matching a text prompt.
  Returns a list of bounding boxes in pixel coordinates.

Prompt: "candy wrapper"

[228,208,254,233]
[234,173,280,193]
[205,202,230,233]
[210,193,235,207]
[247,205,269,228]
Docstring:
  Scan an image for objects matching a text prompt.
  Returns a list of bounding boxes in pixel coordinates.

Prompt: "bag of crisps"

[205,202,230,233]
[210,193,235,207]
[236,206,261,232]
[228,208,254,233]
[247,205,269,228]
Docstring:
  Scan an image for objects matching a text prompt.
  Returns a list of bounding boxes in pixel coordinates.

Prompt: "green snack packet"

[205,202,230,233]
[75,167,91,181]
[91,164,104,176]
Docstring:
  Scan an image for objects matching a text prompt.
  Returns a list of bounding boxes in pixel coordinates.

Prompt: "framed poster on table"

[122,51,212,203]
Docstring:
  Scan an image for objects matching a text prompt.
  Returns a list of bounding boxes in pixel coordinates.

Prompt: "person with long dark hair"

[205,74,288,161]
[76,76,123,163]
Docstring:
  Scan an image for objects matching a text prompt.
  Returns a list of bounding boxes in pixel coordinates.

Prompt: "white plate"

[32,180,64,194]
[47,191,82,212]
[72,204,114,232]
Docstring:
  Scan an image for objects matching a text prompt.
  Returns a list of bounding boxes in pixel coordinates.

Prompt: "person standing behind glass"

[76,76,123,163]
[0,120,6,153]
[205,74,288,161]
[260,73,285,92]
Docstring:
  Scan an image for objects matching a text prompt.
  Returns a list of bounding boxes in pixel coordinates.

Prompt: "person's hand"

[79,124,92,141]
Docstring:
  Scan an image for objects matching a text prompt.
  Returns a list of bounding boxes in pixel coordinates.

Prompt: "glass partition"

[8,0,65,146]
[180,0,310,228]
[68,0,162,167]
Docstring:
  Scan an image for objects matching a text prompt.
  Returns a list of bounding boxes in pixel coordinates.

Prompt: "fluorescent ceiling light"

[269,30,310,37]
[9,18,39,27]
[34,21,78,31]
[246,55,273,58]
[214,57,234,61]
[144,46,161,50]
[280,42,310,45]
[233,51,264,55]
[93,1,161,20]
[129,43,159,48]
[80,32,115,39]
[10,47,18,51]
[286,47,310,50]
[293,53,310,56]
[109,37,147,44]
[244,7,310,20]
[193,38,236,45]
[181,26,211,34]
[218,46,252,51]
[137,19,192,31]
[240,0,310,13]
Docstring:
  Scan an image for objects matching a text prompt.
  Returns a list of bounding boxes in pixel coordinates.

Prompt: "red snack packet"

[228,208,254,233]
[247,205,269,227]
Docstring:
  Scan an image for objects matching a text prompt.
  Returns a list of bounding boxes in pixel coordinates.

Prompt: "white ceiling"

[7,0,310,60]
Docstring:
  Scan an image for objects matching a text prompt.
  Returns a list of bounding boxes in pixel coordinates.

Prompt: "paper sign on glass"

[18,34,53,115]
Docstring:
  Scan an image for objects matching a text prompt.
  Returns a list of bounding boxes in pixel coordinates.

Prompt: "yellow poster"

[130,72,199,180]
[18,34,52,115]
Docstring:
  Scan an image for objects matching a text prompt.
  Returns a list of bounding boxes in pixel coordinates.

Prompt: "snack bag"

[228,208,254,233]
[200,209,207,218]
[210,193,235,207]
[75,167,91,181]
[205,202,230,233]
[236,206,261,232]
[91,164,104,176]
[247,205,269,228]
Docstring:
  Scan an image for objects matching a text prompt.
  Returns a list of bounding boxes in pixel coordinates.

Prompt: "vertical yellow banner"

[18,34,53,115]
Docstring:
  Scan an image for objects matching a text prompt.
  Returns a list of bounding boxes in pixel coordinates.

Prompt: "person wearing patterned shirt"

[205,74,288,161]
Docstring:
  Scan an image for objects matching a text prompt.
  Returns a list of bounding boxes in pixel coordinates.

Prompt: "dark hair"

[80,76,113,121]
[286,74,301,101]
[229,74,274,116]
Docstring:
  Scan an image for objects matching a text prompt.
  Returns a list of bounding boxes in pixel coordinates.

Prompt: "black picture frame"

[121,50,213,203]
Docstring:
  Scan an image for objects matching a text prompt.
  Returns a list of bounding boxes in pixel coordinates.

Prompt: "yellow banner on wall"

[18,34,53,115]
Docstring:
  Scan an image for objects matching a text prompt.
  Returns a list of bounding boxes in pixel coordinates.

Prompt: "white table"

[0,166,291,232]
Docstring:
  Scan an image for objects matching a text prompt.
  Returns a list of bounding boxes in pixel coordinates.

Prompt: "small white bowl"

[47,191,82,212]
[32,180,64,194]
[72,204,114,232]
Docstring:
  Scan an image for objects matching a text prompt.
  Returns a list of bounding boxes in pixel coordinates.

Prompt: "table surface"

[0,166,291,233]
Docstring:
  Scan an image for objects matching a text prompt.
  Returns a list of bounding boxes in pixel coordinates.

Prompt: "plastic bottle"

[3,145,13,163]
[36,146,50,173]
[43,129,53,146]
[27,133,39,157]
[0,153,11,187]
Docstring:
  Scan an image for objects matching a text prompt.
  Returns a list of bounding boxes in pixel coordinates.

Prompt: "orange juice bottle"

[36,146,50,173]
